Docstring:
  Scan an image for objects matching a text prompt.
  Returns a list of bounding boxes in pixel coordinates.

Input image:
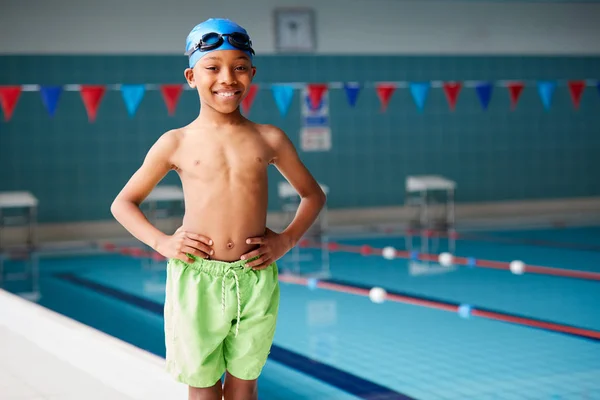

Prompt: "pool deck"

[0,290,187,400]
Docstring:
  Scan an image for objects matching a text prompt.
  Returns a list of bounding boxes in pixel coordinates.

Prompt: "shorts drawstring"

[221,268,241,337]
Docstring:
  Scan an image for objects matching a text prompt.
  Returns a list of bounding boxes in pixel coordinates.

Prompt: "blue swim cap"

[185,18,254,68]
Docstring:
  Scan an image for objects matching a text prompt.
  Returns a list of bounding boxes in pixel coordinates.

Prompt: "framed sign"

[274,8,316,52]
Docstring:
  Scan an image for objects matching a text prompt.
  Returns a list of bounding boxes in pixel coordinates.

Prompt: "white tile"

[4,397,46,400]
[45,392,135,400]
[0,370,22,388]
[0,292,184,400]
[0,382,39,398]
[0,326,134,399]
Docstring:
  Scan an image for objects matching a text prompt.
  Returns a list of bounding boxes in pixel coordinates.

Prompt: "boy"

[110,18,326,400]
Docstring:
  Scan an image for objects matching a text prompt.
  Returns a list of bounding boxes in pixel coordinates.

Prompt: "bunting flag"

[160,84,183,116]
[344,82,361,107]
[241,84,259,115]
[507,82,524,110]
[537,81,556,110]
[120,84,146,117]
[271,84,295,117]
[306,84,328,110]
[409,82,430,112]
[79,85,106,122]
[376,83,396,112]
[40,86,62,117]
[0,86,21,122]
[0,79,597,123]
[0,86,22,121]
[475,82,493,110]
[568,80,585,109]
[443,82,462,111]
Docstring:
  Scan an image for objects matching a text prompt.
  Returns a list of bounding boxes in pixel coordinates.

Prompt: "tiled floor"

[0,290,187,400]
[1,326,136,400]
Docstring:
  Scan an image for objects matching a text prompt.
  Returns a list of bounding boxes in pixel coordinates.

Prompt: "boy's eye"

[236,66,248,71]
[205,67,217,71]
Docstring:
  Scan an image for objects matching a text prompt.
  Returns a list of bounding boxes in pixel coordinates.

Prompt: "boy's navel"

[226,241,235,249]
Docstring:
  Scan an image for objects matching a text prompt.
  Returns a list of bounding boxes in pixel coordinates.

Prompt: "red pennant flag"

[568,80,585,109]
[241,84,259,114]
[79,85,106,122]
[443,82,462,111]
[307,83,328,110]
[161,84,184,116]
[375,83,396,112]
[0,86,22,121]
[507,82,525,110]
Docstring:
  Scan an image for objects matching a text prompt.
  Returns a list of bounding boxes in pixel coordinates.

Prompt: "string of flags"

[0,80,598,122]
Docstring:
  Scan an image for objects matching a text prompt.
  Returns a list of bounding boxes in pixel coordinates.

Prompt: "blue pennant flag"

[343,83,361,107]
[121,84,146,117]
[596,80,600,97]
[537,81,556,110]
[40,86,62,117]
[475,82,493,110]
[271,84,295,117]
[409,82,430,112]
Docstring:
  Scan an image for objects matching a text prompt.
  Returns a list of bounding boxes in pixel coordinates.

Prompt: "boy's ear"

[184,68,196,88]
[251,66,257,79]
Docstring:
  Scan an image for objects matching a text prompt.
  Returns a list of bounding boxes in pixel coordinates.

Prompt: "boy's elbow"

[318,189,327,207]
[110,200,119,218]
[110,198,126,219]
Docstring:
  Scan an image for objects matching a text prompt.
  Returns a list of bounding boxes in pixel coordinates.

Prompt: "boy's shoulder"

[155,128,184,148]
[254,122,284,135]
[146,128,185,161]
[253,123,290,146]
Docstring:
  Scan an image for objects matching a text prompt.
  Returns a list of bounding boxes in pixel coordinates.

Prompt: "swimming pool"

[3,224,600,399]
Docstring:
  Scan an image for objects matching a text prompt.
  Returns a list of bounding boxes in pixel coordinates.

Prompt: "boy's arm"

[110,131,178,250]
[269,126,327,246]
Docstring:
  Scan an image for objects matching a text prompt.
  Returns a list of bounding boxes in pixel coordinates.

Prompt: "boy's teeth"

[216,92,236,97]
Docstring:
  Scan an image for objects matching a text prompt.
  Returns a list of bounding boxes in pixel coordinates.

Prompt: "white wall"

[1,0,599,55]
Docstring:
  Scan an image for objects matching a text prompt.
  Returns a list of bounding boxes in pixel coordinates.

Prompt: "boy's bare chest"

[175,137,274,178]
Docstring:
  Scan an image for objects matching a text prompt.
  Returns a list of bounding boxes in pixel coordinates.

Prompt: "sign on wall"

[300,86,331,152]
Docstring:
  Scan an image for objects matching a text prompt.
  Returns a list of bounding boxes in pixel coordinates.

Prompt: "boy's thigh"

[224,263,280,380]
[165,261,231,387]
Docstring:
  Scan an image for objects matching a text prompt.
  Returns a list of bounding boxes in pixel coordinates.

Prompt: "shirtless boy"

[110,18,326,400]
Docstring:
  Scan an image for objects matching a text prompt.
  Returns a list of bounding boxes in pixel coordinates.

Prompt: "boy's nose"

[219,69,237,85]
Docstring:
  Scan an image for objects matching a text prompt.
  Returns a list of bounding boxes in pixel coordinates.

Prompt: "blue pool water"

[2,225,600,399]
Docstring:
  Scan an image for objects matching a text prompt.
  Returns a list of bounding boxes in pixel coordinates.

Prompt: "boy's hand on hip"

[241,228,293,270]
[156,227,214,263]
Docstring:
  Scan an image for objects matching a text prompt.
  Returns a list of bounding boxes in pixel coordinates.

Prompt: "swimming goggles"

[184,32,255,57]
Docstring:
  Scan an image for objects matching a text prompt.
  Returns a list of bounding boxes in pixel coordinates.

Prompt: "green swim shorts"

[164,255,280,388]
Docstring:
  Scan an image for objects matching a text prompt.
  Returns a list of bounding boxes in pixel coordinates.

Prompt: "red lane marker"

[524,265,600,281]
[418,254,439,262]
[395,250,411,258]
[280,274,456,312]
[475,259,513,270]
[102,243,117,251]
[472,309,600,340]
[386,293,458,312]
[279,274,308,285]
[152,253,166,261]
[300,239,600,281]
[279,274,600,341]
[318,281,371,297]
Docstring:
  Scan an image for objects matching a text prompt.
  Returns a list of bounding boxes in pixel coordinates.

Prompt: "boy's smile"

[185,49,256,114]
[212,88,243,102]
[213,90,241,98]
